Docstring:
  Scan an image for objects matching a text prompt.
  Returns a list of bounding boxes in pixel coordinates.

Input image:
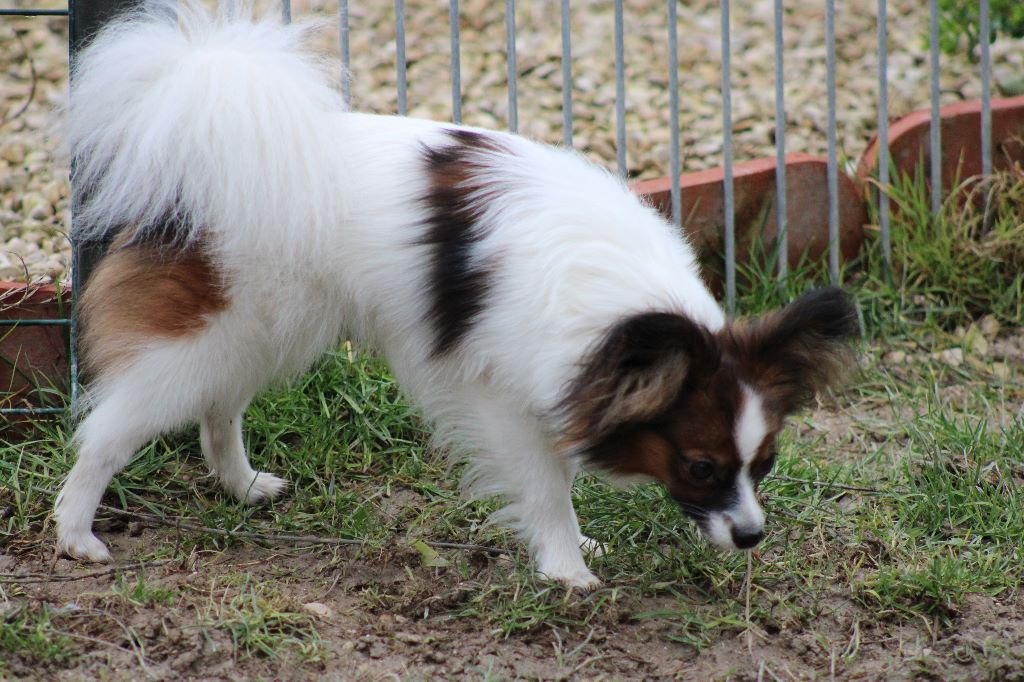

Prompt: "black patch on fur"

[673,484,740,515]
[117,211,192,251]
[419,130,505,356]
[558,311,719,453]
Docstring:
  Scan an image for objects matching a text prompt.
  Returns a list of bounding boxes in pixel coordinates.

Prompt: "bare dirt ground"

[4,513,1023,681]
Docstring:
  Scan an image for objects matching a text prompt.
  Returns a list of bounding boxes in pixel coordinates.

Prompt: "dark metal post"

[69,0,141,404]
[69,0,141,291]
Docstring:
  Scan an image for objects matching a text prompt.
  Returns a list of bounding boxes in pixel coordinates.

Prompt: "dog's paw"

[540,567,602,591]
[237,472,288,504]
[579,534,607,558]
[537,549,602,590]
[58,532,112,563]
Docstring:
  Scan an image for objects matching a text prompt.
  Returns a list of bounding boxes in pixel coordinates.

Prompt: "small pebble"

[933,348,964,368]
[301,601,334,619]
[395,632,425,645]
[0,143,25,165]
[980,315,1001,339]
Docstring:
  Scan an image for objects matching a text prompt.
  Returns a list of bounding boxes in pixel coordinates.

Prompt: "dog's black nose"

[731,527,764,549]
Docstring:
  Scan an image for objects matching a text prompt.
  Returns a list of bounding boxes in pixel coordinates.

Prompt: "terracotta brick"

[858,95,1024,192]
[0,282,70,415]
[632,153,866,271]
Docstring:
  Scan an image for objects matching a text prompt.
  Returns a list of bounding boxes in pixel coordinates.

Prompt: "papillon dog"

[55,1,857,588]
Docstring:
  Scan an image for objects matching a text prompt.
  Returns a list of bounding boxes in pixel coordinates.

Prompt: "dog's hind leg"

[55,354,208,562]
[200,405,286,504]
[55,399,152,561]
[55,315,276,561]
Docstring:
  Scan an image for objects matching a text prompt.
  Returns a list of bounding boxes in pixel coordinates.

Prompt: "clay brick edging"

[631,153,866,269]
[0,281,69,414]
[857,95,1024,192]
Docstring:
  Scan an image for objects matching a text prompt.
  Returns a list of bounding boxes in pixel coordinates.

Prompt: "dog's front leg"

[475,429,600,587]
[488,447,598,589]
[443,382,600,588]
[521,457,601,590]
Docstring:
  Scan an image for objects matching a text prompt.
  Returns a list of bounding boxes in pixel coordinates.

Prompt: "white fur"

[734,386,767,465]
[704,386,768,550]
[66,1,348,262]
[731,387,768,537]
[55,2,726,587]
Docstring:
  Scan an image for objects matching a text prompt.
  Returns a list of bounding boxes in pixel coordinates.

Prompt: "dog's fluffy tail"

[68,0,346,255]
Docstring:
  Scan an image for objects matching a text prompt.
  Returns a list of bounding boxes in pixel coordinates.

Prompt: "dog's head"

[559,287,858,550]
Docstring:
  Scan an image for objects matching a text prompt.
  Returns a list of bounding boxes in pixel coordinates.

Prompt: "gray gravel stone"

[2,0,1021,284]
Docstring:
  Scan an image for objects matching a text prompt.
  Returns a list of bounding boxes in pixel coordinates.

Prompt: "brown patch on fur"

[580,360,746,508]
[80,239,227,376]
[557,311,717,454]
[608,431,675,481]
[717,287,859,414]
[559,288,856,516]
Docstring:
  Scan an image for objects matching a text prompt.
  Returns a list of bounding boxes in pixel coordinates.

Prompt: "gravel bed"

[2,0,1022,284]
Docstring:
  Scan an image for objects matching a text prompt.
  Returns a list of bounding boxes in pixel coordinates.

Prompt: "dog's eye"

[689,460,714,481]
[751,452,777,480]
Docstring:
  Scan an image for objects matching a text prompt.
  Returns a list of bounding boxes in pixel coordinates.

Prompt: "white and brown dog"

[56,1,857,588]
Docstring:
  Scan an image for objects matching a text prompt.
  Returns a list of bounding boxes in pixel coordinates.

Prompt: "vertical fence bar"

[825,0,839,284]
[613,0,627,177]
[395,0,407,115]
[449,0,462,123]
[877,0,891,275]
[340,0,350,106]
[505,0,518,132]
[69,0,143,291]
[560,0,573,147]
[928,0,941,215]
[69,0,143,410]
[772,0,787,285]
[980,0,992,178]
[667,0,681,226]
[720,0,735,313]
[281,0,290,24]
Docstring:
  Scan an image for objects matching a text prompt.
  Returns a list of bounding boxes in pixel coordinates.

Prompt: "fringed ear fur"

[559,312,717,450]
[722,287,859,414]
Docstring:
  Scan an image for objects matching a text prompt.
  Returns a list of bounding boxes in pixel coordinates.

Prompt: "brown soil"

[3,521,1023,680]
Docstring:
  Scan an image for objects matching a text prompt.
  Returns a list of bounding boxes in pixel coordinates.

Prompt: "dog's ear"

[559,312,718,450]
[722,287,859,414]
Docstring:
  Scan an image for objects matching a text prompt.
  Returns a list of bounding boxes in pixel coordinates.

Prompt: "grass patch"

[0,604,75,669]
[202,574,326,662]
[112,571,178,608]
[856,164,1024,336]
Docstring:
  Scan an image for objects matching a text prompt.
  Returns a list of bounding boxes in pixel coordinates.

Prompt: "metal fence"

[329,0,995,308]
[0,0,1002,417]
